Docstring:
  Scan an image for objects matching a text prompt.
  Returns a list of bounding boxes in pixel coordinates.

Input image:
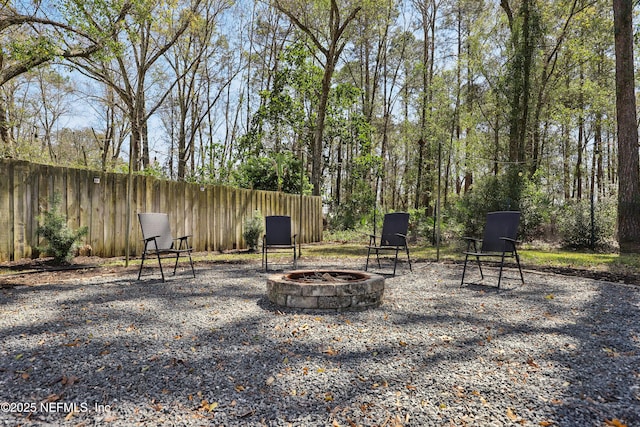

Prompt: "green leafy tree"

[234,151,311,194]
[273,0,363,196]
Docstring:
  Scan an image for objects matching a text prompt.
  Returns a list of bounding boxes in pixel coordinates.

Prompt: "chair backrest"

[265,215,292,246]
[481,211,520,253]
[380,212,410,246]
[138,213,174,250]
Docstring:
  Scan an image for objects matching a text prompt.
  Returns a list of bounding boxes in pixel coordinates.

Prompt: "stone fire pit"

[267,270,385,311]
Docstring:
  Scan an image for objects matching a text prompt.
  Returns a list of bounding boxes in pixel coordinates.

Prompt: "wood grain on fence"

[0,159,323,261]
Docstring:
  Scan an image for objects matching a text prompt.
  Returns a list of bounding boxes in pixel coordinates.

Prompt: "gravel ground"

[1,258,639,426]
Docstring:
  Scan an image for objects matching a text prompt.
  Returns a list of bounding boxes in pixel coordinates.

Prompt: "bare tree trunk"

[0,94,12,155]
[613,0,640,253]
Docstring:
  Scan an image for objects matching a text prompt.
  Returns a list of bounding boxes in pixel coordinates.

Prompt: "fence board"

[0,162,11,261]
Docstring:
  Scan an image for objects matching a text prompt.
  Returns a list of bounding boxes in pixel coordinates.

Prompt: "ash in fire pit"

[267,270,384,311]
[286,271,368,283]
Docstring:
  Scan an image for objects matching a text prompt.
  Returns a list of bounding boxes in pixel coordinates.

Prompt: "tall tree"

[273,0,362,196]
[67,0,203,171]
[613,0,640,253]
[162,0,234,180]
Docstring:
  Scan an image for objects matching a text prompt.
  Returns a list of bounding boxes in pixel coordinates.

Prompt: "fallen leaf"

[235,384,245,392]
[61,375,80,386]
[42,394,61,403]
[200,400,218,412]
[539,421,554,426]
[545,294,555,300]
[604,419,627,427]
[506,408,518,421]
[527,358,539,368]
[323,347,339,356]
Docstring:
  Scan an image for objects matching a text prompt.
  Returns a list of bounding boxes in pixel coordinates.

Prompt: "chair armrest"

[500,237,519,251]
[141,235,161,252]
[462,236,481,252]
[175,235,192,250]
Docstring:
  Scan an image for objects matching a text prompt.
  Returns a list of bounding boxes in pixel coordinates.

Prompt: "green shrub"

[37,193,88,264]
[456,171,552,242]
[243,211,264,252]
[456,175,513,236]
[558,197,616,250]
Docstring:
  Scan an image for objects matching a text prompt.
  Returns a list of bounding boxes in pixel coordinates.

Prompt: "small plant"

[37,193,88,264]
[243,211,264,252]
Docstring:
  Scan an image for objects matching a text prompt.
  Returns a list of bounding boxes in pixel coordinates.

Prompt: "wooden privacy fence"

[0,159,323,261]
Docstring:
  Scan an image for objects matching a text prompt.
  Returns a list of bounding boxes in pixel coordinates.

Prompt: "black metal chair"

[460,211,524,288]
[365,212,412,276]
[262,215,297,271]
[137,213,195,282]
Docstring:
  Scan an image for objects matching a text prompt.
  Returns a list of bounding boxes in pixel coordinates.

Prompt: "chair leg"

[405,246,412,272]
[515,251,524,283]
[156,252,165,282]
[170,251,195,279]
[188,251,195,278]
[392,247,399,276]
[293,245,297,269]
[138,251,147,280]
[460,254,469,287]
[264,247,268,272]
[365,246,372,271]
[497,253,507,289]
[173,253,180,276]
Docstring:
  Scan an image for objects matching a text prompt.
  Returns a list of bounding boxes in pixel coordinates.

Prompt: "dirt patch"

[0,257,136,287]
[1,255,639,287]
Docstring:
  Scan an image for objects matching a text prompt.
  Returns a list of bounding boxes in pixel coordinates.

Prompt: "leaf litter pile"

[1,260,639,426]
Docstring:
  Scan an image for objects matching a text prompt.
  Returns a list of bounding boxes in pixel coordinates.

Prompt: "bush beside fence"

[0,159,323,261]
